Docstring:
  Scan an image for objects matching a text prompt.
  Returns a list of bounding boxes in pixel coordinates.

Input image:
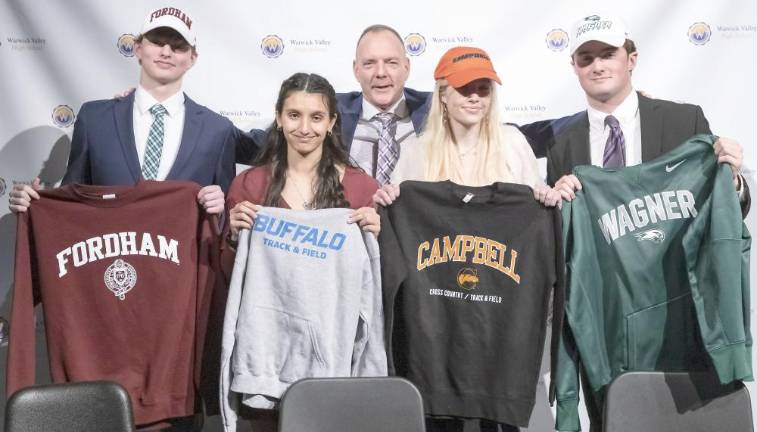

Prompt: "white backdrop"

[1,0,756,430]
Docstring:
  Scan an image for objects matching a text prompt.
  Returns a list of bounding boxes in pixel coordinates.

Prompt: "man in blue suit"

[10,6,248,217]
[236,24,430,185]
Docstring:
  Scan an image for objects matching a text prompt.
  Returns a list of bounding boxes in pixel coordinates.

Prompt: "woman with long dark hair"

[225,72,380,251]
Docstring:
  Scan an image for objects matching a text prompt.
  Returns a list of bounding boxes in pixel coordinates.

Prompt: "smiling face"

[353,29,410,111]
[572,40,637,106]
[134,28,196,87]
[441,78,493,128]
[276,90,337,159]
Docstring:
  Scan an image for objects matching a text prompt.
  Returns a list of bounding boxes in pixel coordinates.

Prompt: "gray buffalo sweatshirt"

[220,207,386,431]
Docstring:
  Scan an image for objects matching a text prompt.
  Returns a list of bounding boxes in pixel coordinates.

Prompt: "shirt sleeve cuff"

[555,397,582,432]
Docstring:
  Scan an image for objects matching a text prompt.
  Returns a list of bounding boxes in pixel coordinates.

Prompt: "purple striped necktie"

[602,114,626,169]
[373,112,399,185]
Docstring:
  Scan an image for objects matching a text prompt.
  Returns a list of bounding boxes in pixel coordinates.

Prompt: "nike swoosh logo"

[665,160,686,173]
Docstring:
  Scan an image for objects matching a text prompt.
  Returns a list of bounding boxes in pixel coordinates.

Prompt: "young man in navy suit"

[236,24,431,185]
[10,7,246,217]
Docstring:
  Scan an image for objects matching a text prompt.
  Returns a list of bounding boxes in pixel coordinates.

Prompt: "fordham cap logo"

[104,259,137,300]
[634,229,666,244]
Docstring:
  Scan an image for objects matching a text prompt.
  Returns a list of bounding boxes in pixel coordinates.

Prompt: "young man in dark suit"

[10,7,249,217]
[520,14,749,214]
[236,25,430,185]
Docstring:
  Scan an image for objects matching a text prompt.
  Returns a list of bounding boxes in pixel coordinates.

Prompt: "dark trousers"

[426,417,519,432]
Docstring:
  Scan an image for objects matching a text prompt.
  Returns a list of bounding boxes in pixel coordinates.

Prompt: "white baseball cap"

[141,6,196,46]
[570,14,629,54]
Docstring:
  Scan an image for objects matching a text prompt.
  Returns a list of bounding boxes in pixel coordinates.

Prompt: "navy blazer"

[62,92,238,193]
[235,87,431,164]
[519,92,750,215]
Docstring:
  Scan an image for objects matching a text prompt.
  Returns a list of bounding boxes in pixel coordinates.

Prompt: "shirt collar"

[587,89,639,130]
[135,85,185,117]
[361,93,408,121]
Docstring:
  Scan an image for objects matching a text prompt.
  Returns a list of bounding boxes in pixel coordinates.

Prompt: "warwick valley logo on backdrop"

[117,33,136,57]
[688,22,712,45]
[597,189,697,245]
[261,35,285,58]
[417,234,521,304]
[404,33,427,56]
[55,232,181,300]
[254,214,346,260]
[545,29,569,52]
[52,105,75,128]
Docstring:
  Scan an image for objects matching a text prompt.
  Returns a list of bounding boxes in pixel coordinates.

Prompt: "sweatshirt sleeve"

[554,200,582,432]
[352,232,388,377]
[377,205,409,375]
[7,212,38,397]
[219,229,251,432]
[683,161,753,383]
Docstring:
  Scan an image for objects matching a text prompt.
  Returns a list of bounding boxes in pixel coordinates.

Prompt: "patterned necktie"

[603,114,626,169]
[141,104,168,180]
[373,112,399,186]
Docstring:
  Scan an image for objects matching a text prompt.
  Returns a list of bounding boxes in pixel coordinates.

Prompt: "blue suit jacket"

[62,92,238,192]
[236,87,431,164]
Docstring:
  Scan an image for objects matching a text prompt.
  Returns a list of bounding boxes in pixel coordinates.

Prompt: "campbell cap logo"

[456,268,479,290]
[117,33,136,57]
[404,33,426,56]
[688,22,712,45]
[52,105,75,128]
[545,28,569,52]
[261,35,285,58]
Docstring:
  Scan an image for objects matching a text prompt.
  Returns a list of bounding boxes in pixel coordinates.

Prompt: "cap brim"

[571,34,626,54]
[446,69,502,88]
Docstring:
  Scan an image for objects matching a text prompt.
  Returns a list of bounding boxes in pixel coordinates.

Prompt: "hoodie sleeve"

[219,229,251,432]
[683,160,753,383]
[352,231,388,377]
[6,212,38,398]
[377,205,409,375]
[554,200,582,432]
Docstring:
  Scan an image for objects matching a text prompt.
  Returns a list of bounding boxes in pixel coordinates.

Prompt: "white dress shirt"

[133,86,186,180]
[587,90,641,168]
[350,95,419,177]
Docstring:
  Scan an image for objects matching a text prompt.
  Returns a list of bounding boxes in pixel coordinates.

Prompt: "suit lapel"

[340,95,362,153]
[561,113,591,170]
[113,92,142,182]
[639,93,663,162]
[167,94,203,180]
[405,89,428,135]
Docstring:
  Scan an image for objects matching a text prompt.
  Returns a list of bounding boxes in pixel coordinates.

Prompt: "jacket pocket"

[625,293,706,371]
[233,305,327,383]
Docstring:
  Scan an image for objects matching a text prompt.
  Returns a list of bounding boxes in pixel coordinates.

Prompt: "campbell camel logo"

[52,105,75,128]
[545,29,569,52]
[688,22,712,45]
[456,268,479,290]
[404,33,426,56]
[117,33,136,57]
[261,35,285,58]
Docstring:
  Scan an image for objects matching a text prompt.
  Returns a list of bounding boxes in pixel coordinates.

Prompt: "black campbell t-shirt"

[379,181,565,427]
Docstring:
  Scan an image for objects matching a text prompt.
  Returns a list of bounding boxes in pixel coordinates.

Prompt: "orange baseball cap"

[433,46,501,88]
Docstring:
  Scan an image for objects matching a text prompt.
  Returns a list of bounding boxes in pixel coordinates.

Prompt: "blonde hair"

[420,79,513,185]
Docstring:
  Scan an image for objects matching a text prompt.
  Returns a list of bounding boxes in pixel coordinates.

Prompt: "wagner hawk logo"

[456,268,479,290]
[634,229,666,244]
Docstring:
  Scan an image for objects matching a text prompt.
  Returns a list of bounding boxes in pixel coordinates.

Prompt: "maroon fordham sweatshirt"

[7,180,218,426]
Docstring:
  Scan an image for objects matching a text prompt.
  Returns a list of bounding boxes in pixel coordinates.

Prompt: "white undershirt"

[133,86,186,180]
[587,90,641,167]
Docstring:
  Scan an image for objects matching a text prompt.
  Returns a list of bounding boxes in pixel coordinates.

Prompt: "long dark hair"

[254,73,354,209]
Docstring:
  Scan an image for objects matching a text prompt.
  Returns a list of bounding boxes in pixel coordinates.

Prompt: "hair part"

[420,79,513,184]
[254,72,355,209]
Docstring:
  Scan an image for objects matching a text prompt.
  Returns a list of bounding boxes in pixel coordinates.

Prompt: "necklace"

[456,144,479,159]
[286,171,315,209]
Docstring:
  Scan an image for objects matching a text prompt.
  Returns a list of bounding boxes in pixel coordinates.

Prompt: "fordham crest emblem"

[104,259,137,300]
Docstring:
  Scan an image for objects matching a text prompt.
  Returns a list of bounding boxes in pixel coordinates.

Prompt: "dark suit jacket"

[62,92,238,192]
[235,87,432,164]
[519,92,750,214]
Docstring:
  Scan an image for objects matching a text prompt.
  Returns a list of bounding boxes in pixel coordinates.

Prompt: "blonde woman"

[374,46,559,207]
